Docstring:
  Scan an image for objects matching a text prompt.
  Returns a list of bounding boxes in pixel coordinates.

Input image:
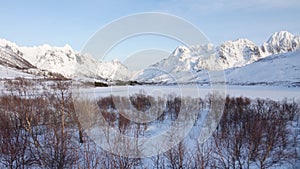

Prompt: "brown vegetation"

[0,78,299,168]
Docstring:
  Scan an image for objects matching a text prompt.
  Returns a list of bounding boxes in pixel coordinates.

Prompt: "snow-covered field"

[0,30,299,168]
[0,77,299,168]
[0,65,36,79]
[74,84,300,169]
[74,84,300,101]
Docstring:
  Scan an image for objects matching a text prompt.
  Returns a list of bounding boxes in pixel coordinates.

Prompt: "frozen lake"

[74,84,300,101]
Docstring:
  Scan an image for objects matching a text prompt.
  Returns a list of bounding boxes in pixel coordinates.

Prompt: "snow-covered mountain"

[0,30,299,86]
[218,38,263,68]
[0,39,130,81]
[134,44,216,83]
[262,31,300,55]
[135,31,300,85]
[225,49,300,86]
[0,40,35,69]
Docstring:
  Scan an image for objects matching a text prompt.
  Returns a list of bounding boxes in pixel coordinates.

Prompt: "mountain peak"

[172,46,190,55]
[263,31,300,55]
[0,38,18,48]
[217,38,260,68]
[267,31,297,43]
[63,44,73,51]
[220,38,256,50]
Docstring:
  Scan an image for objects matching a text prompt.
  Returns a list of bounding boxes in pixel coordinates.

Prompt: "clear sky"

[1,0,299,52]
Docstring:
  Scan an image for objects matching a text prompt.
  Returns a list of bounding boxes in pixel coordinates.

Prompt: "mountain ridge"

[0,31,299,86]
[135,31,300,86]
[0,39,130,81]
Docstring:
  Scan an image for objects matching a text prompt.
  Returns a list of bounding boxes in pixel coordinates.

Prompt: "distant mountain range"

[135,31,300,86]
[0,39,130,81]
[0,31,299,86]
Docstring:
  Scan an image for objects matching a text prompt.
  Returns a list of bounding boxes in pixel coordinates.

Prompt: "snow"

[218,38,262,68]
[0,42,34,69]
[135,31,300,86]
[0,65,36,79]
[0,31,299,168]
[0,38,130,81]
[262,31,300,56]
[226,49,300,85]
[0,30,299,87]
[74,84,300,101]
[136,37,264,82]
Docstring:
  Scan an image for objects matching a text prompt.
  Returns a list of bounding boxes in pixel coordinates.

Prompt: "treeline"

[0,78,299,168]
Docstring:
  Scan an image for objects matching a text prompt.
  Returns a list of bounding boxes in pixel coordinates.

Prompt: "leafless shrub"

[0,79,299,168]
[212,96,299,169]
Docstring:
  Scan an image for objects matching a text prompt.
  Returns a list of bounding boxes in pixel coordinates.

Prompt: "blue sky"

[1,0,299,53]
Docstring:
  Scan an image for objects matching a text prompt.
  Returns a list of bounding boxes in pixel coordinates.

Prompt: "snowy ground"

[74,84,300,101]
[0,65,36,79]
[74,84,300,168]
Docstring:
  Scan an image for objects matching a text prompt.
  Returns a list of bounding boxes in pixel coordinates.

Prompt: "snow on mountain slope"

[135,38,263,82]
[261,31,300,56]
[134,40,261,82]
[155,44,215,72]
[0,39,130,81]
[75,56,130,81]
[1,30,299,85]
[135,31,300,85]
[135,44,215,83]
[226,49,300,86]
[19,44,78,77]
[218,38,262,68]
[137,48,300,86]
[0,40,35,69]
